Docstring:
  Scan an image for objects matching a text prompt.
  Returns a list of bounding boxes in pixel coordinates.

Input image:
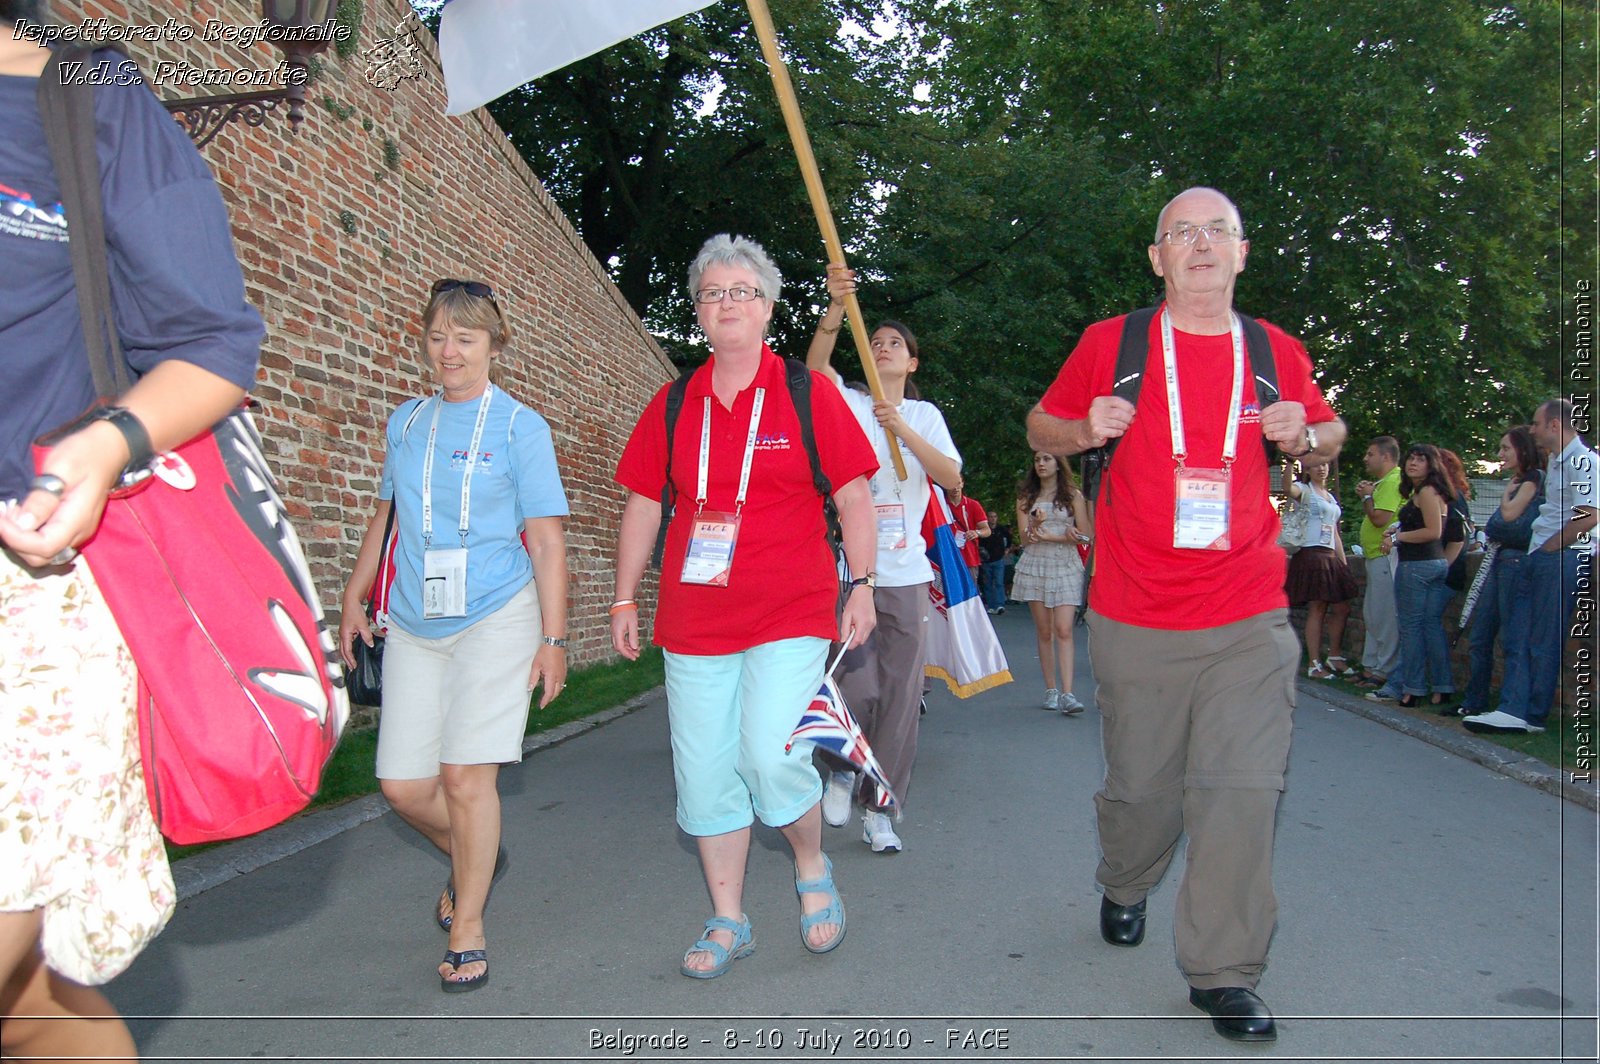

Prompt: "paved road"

[106,608,1599,1063]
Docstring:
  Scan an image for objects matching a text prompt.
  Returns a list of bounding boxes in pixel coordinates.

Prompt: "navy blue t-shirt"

[0,51,263,498]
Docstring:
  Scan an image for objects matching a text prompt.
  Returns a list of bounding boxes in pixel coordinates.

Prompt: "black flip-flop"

[439,947,488,993]
[436,846,509,932]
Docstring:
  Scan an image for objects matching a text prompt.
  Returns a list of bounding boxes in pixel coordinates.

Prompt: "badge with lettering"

[875,503,908,552]
[422,547,469,617]
[681,510,741,586]
[1173,466,1232,550]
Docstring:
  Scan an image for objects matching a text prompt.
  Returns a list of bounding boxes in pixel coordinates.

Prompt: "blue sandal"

[796,853,846,954]
[439,947,488,993]
[679,914,755,979]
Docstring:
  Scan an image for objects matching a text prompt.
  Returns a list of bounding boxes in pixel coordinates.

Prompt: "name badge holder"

[420,385,494,617]
[869,414,909,552]
[1162,310,1245,552]
[680,389,765,587]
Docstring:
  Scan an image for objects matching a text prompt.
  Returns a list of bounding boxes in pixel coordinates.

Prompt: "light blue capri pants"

[663,636,829,836]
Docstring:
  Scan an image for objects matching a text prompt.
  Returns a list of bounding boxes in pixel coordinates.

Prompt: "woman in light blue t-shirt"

[339,280,569,994]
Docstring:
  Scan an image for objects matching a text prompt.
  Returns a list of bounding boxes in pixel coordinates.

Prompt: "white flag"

[440,0,720,115]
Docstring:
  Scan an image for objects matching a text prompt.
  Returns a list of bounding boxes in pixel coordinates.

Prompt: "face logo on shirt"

[754,432,792,451]
[0,181,68,242]
[450,450,494,470]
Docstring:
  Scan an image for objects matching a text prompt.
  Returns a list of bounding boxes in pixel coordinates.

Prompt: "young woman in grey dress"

[1013,452,1093,713]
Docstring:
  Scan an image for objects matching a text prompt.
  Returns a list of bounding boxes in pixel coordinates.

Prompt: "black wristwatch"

[848,572,876,590]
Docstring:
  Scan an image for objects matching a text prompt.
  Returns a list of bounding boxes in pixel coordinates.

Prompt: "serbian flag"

[440,0,719,115]
[787,646,899,813]
[922,482,1012,698]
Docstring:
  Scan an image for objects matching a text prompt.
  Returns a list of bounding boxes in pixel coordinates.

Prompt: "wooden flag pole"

[745,0,908,480]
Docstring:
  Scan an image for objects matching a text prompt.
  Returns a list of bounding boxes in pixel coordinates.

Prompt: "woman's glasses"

[431,278,498,303]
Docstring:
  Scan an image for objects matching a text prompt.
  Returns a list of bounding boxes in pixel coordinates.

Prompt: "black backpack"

[651,359,842,568]
[1079,306,1281,504]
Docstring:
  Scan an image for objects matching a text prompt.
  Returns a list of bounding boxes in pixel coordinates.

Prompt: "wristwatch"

[848,571,877,590]
[1287,424,1318,458]
[542,636,569,648]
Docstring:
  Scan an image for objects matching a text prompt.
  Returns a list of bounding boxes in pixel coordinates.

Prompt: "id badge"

[1318,521,1334,548]
[875,504,908,551]
[1173,466,1232,551]
[423,547,469,617]
[681,510,740,587]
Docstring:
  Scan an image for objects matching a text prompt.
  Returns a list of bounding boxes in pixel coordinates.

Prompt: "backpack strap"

[650,371,694,569]
[785,359,842,549]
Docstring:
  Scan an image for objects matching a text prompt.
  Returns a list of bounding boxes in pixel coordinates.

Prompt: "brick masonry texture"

[76,0,673,666]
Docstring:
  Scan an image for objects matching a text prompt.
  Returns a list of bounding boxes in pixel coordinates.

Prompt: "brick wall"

[72,0,673,665]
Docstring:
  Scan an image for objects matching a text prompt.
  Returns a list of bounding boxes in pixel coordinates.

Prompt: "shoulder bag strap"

[37,46,133,397]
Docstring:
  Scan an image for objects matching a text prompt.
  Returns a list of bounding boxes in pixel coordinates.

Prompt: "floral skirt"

[0,550,174,985]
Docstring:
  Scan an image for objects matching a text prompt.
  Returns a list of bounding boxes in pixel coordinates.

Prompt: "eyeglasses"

[432,278,498,303]
[1158,223,1241,246]
[693,285,765,304]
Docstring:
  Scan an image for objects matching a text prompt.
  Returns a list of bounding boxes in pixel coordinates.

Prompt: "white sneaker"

[1042,688,1061,711]
[1060,691,1085,715]
[1461,710,1534,734]
[821,771,855,827]
[861,812,902,853]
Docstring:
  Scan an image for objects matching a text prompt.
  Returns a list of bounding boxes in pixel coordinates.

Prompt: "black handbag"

[1484,473,1544,552]
[346,629,384,706]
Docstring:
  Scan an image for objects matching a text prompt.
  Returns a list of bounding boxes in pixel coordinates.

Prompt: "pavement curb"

[170,687,663,902]
[1304,680,1599,812]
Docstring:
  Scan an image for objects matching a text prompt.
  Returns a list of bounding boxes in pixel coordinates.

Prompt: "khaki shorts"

[376,580,542,779]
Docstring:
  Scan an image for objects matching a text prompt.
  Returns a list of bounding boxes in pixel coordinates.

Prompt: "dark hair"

[1437,449,1472,500]
[1017,452,1078,511]
[1398,444,1454,502]
[1537,397,1574,427]
[1369,435,1400,461]
[875,320,921,400]
[1503,424,1541,477]
[0,1,48,23]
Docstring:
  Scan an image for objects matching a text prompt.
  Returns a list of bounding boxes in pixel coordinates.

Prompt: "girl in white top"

[1280,459,1358,679]
[807,264,962,854]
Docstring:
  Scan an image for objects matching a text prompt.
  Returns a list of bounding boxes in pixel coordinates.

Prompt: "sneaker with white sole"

[1461,709,1534,734]
[1060,691,1085,715]
[821,771,855,827]
[861,811,902,853]
[1042,688,1061,711]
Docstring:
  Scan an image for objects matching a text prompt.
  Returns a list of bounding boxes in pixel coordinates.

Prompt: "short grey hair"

[1153,186,1245,244]
[687,233,782,305]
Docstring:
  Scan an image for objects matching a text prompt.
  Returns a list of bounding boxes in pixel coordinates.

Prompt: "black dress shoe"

[1099,895,1146,947]
[1188,985,1277,1042]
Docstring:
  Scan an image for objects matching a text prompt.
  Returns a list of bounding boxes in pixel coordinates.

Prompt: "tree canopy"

[427,0,1582,511]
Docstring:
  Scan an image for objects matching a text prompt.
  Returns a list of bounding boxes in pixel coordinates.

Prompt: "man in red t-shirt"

[944,484,990,583]
[1026,187,1346,1044]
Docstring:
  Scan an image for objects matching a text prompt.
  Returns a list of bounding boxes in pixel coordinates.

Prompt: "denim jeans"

[1496,547,1591,727]
[1461,548,1525,713]
[979,559,1007,610]
[1392,558,1453,696]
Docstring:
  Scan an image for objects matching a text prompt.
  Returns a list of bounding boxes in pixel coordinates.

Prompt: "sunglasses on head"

[431,278,498,303]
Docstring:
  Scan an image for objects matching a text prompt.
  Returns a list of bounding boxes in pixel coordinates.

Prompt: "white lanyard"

[696,387,765,515]
[421,384,495,548]
[1160,308,1244,468]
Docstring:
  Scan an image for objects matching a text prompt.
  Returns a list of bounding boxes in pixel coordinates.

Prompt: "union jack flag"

[787,652,899,813]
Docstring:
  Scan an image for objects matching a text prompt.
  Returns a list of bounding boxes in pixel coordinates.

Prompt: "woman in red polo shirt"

[610,235,879,980]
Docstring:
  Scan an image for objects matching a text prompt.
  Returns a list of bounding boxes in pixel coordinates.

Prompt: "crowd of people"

[2,5,1593,1052]
[1272,415,1596,739]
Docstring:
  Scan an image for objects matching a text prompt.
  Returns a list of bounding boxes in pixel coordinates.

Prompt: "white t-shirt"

[1531,435,1599,553]
[829,379,961,587]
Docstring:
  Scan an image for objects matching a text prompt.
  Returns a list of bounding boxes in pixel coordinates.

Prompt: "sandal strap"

[795,853,836,896]
[800,900,844,933]
[443,948,487,967]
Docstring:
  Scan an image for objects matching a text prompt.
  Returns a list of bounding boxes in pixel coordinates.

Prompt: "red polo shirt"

[616,347,878,655]
[949,495,988,567]
[1039,311,1337,630]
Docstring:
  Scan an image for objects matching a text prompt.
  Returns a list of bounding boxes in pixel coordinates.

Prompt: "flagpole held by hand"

[745,0,908,481]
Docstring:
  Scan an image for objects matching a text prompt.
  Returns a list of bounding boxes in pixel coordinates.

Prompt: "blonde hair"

[422,283,510,352]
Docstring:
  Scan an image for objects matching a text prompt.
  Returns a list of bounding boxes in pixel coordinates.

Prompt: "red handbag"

[36,49,348,844]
